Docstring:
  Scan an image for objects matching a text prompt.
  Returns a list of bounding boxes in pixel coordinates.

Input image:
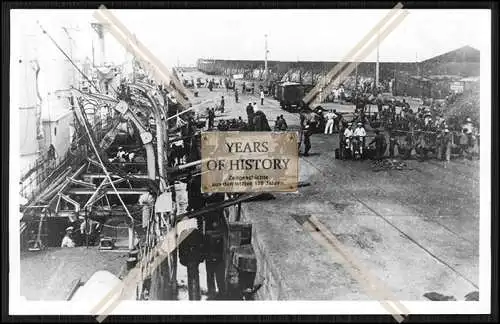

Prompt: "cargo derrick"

[21,71,265,301]
[25,20,261,302]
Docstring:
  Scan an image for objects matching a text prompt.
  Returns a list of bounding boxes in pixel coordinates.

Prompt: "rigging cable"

[75,100,135,236]
[37,21,100,93]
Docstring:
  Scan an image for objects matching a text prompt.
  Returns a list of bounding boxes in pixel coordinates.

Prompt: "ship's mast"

[91,22,105,66]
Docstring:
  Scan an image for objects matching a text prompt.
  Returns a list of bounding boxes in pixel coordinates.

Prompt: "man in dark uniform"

[278,115,288,131]
[302,120,312,156]
[208,108,215,129]
[369,129,386,160]
[252,108,271,131]
[182,117,195,159]
[220,96,225,113]
[388,133,398,158]
[246,102,254,130]
[187,174,203,211]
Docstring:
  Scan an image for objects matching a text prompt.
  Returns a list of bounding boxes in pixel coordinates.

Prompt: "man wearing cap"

[462,117,475,148]
[139,189,156,229]
[302,120,313,156]
[423,112,433,130]
[353,122,367,155]
[61,227,76,248]
[343,123,354,153]
[437,127,452,162]
[463,117,474,134]
[459,128,470,159]
[435,114,445,129]
[116,147,126,162]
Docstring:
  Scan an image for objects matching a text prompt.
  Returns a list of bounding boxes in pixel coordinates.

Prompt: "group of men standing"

[245,102,271,131]
[342,122,367,155]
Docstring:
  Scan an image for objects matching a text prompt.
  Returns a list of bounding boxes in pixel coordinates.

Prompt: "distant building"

[197,45,480,99]
[394,46,480,98]
[420,45,480,77]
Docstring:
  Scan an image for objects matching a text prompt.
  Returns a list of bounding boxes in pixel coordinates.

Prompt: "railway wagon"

[196,59,218,75]
[277,81,306,111]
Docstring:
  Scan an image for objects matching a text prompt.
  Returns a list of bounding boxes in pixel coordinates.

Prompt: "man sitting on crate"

[343,122,354,156]
[353,122,367,155]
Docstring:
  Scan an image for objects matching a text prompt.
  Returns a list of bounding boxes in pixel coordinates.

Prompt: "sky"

[11,9,490,66]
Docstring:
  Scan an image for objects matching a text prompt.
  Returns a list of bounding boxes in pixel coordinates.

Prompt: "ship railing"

[19,146,87,205]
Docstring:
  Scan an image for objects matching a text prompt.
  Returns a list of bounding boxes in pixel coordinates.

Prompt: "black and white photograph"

[8,4,492,318]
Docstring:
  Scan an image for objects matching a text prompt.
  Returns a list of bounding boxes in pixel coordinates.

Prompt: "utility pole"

[355,62,358,90]
[264,34,269,82]
[375,32,380,89]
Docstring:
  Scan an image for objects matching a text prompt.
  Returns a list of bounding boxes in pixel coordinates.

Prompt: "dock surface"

[187,72,479,300]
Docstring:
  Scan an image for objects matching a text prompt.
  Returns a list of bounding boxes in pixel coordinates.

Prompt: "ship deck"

[20,247,129,300]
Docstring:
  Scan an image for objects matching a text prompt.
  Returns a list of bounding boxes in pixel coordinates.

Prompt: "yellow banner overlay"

[201,131,299,192]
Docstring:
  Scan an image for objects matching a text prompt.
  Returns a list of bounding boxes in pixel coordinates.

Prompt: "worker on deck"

[80,218,100,246]
[47,144,57,169]
[138,189,155,229]
[353,122,367,154]
[47,144,56,161]
[61,227,76,248]
[116,147,127,162]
